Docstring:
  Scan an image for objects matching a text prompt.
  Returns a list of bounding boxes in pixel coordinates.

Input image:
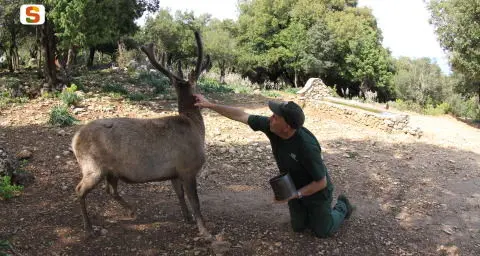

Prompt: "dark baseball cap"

[268,101,305,129]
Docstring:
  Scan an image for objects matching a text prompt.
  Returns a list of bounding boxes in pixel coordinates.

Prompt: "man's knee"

[291,218,307,233]
[292,225,307,233]
[311,222,334,238]
[312,229,332,238]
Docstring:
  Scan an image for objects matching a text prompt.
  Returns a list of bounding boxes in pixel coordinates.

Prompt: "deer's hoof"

[200,230,213,240]
[84,228,97,239]
[127,210,136,219]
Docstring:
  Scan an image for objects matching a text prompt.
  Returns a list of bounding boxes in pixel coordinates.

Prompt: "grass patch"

[0,176,23,200]
[48,105,79,127]
[127,92,149,101]
[284,87,300,94]
[102,83,128,95]
[261,90,281,98]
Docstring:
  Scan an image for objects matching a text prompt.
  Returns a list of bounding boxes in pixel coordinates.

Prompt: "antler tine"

[193,30,204,81]
[140,43,185,82]
[202,54,211,72]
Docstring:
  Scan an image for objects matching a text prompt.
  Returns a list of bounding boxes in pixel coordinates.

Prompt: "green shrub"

[102,83,128,95]
[48,105,78,127]
[424,102,450,116]
[0,91,29,109]
[390,99,424,113]
[464,96,480,120]
[127,92,148,101]
[0,176,23,200]
[198,77,234,94]
[2,77,22,90]
[0,239,12,255]
[446,94,480,120]
[70,79,86,91]
[59,84,81,107]
[131,71,170,94]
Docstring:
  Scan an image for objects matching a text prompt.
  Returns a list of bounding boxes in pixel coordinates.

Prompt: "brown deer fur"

[72,30,211,237]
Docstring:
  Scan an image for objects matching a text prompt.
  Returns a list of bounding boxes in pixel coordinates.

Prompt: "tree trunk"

[294,69,299,88]
[477,85,480,106]
[36,27,42,73]
[40,19,58,91]
[7,26,19,72]
[219,62,226,84]
[117,40,126,68]
[87,47,95,68]
[7,50,13,72]
[66,46,75,69]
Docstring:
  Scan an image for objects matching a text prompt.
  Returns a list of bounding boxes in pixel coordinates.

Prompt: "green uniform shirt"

[248,115,333,200]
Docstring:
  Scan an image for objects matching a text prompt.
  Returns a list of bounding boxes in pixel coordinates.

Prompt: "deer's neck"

[177,91,205,139]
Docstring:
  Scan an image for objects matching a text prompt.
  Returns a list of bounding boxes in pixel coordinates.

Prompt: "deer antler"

[202,54,211,72]
[193,30,204,81]
[142,30,206,86]
[140,43,185,82]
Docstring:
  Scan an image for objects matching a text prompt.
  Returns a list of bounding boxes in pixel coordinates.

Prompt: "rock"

[0,148,16,177]
[16,149,33,160]
[57,130,67,136]
[100,229,108,236]
[12,171,35,187]
[73,108,86,114]
[297,78,333,99]
[211,240,231,255]
[442,225,454,235]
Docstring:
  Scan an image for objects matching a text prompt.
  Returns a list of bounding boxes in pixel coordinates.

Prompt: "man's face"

[269,113,289,135]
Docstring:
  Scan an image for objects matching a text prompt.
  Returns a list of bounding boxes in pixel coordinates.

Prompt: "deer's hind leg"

[75,168,103,234]
[171,178,193,223]
[106,174,135,218]
[183,175,211,238]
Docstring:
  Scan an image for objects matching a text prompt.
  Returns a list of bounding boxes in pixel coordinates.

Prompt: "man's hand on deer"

[194,94,213,108]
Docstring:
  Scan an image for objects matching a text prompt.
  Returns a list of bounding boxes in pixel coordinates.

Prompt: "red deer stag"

[72,30,211,238]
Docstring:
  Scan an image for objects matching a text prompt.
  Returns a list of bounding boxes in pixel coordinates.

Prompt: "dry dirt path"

[0,93,479,256]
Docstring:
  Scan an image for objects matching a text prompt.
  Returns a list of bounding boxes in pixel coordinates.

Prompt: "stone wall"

[296,78,423,137]
[305,100,423,138]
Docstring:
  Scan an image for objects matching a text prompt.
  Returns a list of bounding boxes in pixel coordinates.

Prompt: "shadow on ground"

[1,120,479,255]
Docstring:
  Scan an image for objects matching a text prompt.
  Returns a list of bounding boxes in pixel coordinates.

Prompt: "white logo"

[290,153,297,161]
[20,5,45,25]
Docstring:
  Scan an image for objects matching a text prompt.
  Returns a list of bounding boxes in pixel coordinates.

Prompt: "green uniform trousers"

[288,190,347,238]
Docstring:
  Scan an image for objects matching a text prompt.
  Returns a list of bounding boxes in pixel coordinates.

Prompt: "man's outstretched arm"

[194,94,250,124]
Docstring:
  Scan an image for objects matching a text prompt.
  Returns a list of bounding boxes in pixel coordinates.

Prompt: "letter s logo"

[26,6,40,23]
[20,5,45,25]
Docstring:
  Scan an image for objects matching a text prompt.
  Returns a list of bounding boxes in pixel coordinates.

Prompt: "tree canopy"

[429,0,480,102]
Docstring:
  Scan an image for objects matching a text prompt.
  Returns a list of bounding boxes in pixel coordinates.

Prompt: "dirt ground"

[1,88,479,256]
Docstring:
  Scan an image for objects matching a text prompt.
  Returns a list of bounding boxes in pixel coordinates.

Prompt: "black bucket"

[269,172,297,201]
